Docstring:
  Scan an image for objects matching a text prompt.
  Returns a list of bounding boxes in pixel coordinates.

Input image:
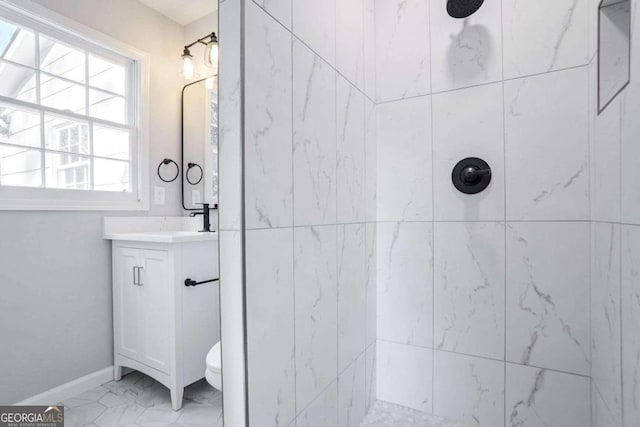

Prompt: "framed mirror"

[182,76,219,210]
[598,0,631,113]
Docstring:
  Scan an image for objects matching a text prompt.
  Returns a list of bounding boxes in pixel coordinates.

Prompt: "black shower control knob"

[452,157,492,194]
[462,166,491,183]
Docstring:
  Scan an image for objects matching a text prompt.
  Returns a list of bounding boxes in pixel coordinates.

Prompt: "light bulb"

[182,55,194,79]
[204,34,218,67]
[207,44,218,65]
[181,48,195,79]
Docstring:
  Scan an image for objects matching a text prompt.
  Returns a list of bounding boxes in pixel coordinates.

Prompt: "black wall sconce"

[181,32,218,79]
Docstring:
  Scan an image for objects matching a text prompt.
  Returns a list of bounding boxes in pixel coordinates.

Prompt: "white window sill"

[0,187,149,211]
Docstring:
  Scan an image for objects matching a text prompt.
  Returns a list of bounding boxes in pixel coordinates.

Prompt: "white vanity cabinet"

[114,247,171,373]
[108,233,219,411]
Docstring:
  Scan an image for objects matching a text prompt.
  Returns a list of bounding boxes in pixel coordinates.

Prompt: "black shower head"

[447,0,485,18]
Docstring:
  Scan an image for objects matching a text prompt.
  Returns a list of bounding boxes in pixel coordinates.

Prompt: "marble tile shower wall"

[373,0,597,426]
[243,0,376,425]
[591,1,640,427]
[240,0,640,426]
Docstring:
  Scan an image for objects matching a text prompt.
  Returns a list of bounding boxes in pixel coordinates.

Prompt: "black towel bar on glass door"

[184,278,219,287]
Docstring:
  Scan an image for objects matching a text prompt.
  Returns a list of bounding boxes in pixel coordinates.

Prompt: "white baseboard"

[15,366,114,405]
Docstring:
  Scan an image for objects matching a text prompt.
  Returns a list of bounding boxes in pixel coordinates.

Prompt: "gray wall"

[0,212,112,403]
[0,0,185,404]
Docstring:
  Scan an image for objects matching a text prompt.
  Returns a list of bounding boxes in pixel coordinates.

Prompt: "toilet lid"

[206,341,222,373]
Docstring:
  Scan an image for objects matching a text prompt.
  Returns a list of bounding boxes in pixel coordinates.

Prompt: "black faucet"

[190,203,213,232]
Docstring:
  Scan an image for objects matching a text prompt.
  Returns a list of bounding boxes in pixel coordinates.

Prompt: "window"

[50,123,90,190]
[0,1,148,210]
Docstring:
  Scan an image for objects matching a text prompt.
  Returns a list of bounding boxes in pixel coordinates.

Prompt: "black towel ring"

[157,158,179,183]
[186,162,203,185]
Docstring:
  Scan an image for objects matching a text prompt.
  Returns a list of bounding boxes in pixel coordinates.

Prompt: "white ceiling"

[139,0,218,26]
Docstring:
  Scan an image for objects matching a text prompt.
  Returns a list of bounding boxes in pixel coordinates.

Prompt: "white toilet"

[205,341,222,390]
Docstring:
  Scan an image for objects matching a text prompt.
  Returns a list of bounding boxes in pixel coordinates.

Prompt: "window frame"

[0,0,150,211]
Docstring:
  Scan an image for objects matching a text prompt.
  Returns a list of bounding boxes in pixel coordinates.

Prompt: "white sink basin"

[104,230,218,243]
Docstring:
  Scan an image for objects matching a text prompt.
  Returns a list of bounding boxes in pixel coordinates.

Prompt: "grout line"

[589,220,593,425]
[337,345,369,378]
[375,338,592,380]
[293,375,337,419]
[375,62,592,105]
[242,219,599,232]
[619,88,626,426]
[334,28,341,419]
[618,223,624,425]
[286,3,298,420]
[362,22,372,408]
[426,0,436,413]
[335,223,340,419]
[593,219,640,227]
[500,0,508,416]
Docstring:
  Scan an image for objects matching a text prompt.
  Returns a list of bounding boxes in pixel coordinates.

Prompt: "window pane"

[0,144,41,187]
[0,105,40,148]
[45,152,90,190]
[94,125,130,160]
[89,89,125,124]
[40,75,86,114]
[0,19,36,68]
[89,55,125,95]
[94,158,130,192]
[39,34,85,83]
[44,114,89,155]
[0,61,36,103]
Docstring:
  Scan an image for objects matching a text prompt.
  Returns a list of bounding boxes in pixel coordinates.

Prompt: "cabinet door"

[114,247,141,361]
[138,249,171,373]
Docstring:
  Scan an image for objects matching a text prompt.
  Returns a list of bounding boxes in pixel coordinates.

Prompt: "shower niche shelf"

[598,0,631,113]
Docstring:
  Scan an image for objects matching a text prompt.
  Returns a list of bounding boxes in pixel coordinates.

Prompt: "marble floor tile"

[135,407,180,426]
[63,386,110,408]
[64,402,108,426]
[98,392,133,408]
[177,402,223,426]
[94,405,146,426]
[134,382,174,408]
[60,373,223,427]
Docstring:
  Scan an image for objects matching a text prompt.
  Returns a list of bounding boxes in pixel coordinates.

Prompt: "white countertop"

[104,230,219,243]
